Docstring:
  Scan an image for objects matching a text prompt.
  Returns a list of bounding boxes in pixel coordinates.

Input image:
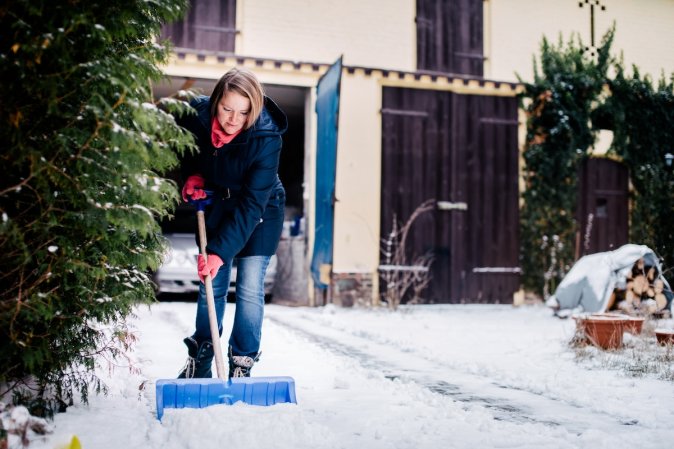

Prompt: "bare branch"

[379,199,436,309]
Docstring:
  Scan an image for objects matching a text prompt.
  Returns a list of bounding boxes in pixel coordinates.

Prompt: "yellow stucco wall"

[486,0,674,82]
[332,72,383,275]
[236,0,416,71]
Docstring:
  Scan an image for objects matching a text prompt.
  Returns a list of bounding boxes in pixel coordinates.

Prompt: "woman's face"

[216,90,251,135]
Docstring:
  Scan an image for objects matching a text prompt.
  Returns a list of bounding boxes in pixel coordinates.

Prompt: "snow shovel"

[155,191,297,421]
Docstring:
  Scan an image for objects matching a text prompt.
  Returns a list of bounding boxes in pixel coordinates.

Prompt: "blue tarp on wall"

[310,57,342,289]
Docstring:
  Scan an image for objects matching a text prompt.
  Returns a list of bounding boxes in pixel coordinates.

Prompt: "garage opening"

[152,77,308,301]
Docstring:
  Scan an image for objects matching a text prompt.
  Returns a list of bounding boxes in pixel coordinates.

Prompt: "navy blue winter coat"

[178,95,287,262]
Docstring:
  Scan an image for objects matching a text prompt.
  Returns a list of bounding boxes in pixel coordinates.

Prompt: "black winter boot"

[228,346,260,378]
[177,337,214,379]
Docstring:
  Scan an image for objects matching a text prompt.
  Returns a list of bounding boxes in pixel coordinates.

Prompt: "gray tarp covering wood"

[551,244,672,313]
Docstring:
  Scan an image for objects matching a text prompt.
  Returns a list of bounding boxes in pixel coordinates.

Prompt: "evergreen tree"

[603,67,674,273]
[0,0,193,415]
[518,31,613,296]
[519,27,673,296]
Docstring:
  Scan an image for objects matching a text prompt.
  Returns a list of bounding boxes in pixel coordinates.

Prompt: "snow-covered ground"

[33,302,674,449]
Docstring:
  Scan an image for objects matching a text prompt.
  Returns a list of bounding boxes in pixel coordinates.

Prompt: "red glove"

[197,253,224,282]
[182,174,207,202]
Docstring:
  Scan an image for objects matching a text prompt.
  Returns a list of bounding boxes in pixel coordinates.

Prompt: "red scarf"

[211,118,241,148]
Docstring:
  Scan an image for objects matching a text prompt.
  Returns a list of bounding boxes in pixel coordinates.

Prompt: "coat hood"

[252,96,288,137]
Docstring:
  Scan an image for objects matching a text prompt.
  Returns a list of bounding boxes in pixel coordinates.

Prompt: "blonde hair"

[210,67,265,130]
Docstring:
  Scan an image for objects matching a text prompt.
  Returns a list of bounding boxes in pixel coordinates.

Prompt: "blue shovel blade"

[155,377,297,420]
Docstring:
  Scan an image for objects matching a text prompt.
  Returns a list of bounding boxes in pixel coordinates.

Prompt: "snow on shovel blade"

[155,377,297,420]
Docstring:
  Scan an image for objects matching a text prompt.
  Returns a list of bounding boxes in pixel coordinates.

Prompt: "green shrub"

[518,31,613,295]
[604,67,674,272]
[0,0,193,416]
[519,28,673,296]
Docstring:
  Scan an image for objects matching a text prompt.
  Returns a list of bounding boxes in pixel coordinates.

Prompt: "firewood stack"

[615,258,668,315]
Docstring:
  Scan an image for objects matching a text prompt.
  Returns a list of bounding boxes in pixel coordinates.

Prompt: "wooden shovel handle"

[197,210,227,380]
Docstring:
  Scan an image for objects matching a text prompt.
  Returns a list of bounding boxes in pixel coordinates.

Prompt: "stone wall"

[331,272,374,308]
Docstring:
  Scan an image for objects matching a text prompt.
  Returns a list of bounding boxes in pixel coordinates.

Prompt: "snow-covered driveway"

[36,303,674,449]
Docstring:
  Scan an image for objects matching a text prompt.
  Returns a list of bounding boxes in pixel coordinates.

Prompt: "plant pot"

[623,316,645,335]
[655,329,674,346]
[582,316,627,350]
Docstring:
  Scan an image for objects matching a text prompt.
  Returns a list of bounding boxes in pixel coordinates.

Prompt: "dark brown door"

[381,88,519,303]
[577,158,629,256]
[416,0,484,76]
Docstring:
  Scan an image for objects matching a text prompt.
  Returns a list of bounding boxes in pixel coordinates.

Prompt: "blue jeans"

[192,255,271,357]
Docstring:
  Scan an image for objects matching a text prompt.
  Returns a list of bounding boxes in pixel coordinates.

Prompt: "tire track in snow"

[264,311,643,435]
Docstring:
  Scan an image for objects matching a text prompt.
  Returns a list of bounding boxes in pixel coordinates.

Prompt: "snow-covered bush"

[379,200,435,309]
[0,0,194,416]
[0,401,52,448]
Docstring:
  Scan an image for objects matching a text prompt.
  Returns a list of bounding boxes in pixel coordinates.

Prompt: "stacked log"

[615,258,668,315]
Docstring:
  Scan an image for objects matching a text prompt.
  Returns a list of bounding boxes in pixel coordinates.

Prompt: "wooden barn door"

[381,89,446,303]
[381,88,519,303]
[160,0,237,52]
[416,0,484,76]
[311,58,343,292]
[458,95,520,302]
[576,158,629,256]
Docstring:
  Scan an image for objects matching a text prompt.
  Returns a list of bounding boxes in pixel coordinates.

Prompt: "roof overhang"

[161,48,523,97]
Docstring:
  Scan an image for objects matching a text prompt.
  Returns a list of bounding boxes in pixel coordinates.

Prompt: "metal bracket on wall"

[472,267,521,273]
[437,201,468,211]
[378,265,430,273]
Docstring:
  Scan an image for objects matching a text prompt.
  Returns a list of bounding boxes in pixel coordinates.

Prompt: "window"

[160,0,236,53]
[416,0,484,76]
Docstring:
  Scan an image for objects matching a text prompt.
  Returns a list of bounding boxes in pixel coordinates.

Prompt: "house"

[156,0,674,306]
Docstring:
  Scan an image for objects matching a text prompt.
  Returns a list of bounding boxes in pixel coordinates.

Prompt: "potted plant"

[623,316,645,335]
[581,315,628,350]
[655,329,674,346]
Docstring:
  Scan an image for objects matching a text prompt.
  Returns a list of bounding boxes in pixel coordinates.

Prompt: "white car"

[154,233,277,298]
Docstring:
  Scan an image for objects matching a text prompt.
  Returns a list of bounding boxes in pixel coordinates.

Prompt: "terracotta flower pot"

[655,329,674,346]
[623,316,645,335]
[582,316,626,350]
